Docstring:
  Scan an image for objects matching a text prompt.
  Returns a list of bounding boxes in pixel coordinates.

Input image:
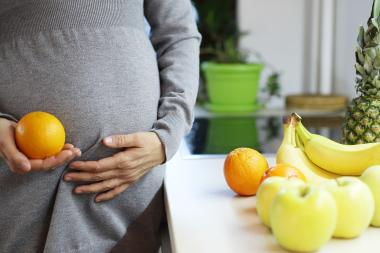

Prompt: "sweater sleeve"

[0,112,17,122]
[144,0,201,161]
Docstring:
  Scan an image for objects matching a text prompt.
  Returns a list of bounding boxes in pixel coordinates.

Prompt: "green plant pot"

[202,63,264,112]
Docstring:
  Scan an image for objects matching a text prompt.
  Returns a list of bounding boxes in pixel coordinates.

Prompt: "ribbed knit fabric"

[0,0,144,40]
[0,0,200,252]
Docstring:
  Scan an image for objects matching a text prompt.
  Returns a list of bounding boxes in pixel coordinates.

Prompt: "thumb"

[1,136,31,174]
[103,134,139,148]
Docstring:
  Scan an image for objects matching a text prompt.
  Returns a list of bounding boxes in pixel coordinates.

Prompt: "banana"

[276,117,339,183]
[295,113,380,176]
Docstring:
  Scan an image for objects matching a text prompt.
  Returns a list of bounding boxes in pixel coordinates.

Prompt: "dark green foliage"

[193,0,241,63]
[264,73,281,98]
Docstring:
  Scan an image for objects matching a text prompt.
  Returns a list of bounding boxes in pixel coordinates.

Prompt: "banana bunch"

[277,113,380,180]
[276,115,339,183]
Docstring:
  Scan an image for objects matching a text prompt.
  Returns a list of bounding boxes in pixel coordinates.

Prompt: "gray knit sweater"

[0,1,200,252]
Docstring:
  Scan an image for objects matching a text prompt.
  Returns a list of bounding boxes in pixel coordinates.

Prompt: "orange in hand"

[262,164,307,182]
[224,148,269,196]
[15,111,66,159]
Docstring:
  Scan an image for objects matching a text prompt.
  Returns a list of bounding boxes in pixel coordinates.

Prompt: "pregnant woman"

[0,0,200,252]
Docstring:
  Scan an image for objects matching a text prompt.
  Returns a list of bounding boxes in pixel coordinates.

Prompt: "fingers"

[74,178,125,195]
[63,143,74,149]
[69,150,139,172]
[69,156,118,172]
[95,184,129,202]
[0,125,31,174]
[30,147,81,172]
[103,133,143,149]
[64,169,123,182]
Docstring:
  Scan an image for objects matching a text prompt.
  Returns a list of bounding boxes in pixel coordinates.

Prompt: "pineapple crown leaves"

[355,14,380,98]
[371,0,380,19]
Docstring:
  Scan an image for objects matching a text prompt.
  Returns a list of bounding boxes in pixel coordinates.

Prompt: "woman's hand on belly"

[0,118,81,174]
[64,132,165,202]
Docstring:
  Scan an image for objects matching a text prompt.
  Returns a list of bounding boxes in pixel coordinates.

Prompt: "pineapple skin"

[343,97,380,144]
[343,15,380,144]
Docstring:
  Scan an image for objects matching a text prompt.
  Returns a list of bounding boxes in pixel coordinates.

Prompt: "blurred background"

[185,0,373,155]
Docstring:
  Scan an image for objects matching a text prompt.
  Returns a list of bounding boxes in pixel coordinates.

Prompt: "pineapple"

[343,0,380,144]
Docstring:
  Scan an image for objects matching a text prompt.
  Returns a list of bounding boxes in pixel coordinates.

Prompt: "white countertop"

[164,143,380,253]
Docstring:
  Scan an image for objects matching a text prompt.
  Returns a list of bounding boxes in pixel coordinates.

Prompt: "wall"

[333,0,372,98]
[238,0,307,107]
[238,0,373,104]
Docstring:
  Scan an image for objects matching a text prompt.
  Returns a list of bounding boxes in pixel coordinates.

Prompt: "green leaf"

[356,48,365,64]
[358,26,365,48]
[373,78,380,88]
[365,48,377,59]
[364,55,373,72]
[356,63,366,76]
[264,73,281,97]
[372,18,380,30]
[373,0,380,18]
[374,55,380,69]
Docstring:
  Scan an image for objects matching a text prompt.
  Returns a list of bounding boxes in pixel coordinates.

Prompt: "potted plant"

[194,0,280,113]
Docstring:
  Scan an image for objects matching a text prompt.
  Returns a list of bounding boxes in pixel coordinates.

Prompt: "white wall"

[238,0,373,104]
[238,0,307,107]
[334,0,372,98]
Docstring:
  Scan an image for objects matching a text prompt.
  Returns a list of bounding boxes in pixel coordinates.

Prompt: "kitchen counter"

[164,143,380,253]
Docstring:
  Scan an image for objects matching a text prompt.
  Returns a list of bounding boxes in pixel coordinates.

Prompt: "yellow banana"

[295,114,380,176]
[276,118,339,183]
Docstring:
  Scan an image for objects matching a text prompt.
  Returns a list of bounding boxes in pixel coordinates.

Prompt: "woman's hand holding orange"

[65,132,165,203]
[0,118,81,174]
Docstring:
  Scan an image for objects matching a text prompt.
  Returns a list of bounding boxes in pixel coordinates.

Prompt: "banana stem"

[296,122,312,145]
[290,124,297,147]
[282,124,292,145]
[295,132,304,150]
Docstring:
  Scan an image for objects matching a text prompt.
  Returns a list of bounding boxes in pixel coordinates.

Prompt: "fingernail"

[21,161,31,171]
[64,175,72,181]
[104,137,112,145]
[75,188,82,194]
[95,197,101,203]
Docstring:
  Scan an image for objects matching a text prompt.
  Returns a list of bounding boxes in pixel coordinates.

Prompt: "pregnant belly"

[0,27,160,152]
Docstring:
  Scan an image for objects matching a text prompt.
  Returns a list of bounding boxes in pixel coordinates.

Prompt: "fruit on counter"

[256,176,305,227]
[360,166,380,227]
[324,177,375,238]
[276,115,339,183]
[15,111,66,159]
[224,148,268,196]
[296,114,380,176]
[270,185,337,252]
[342,0,380,145]
[262,164,307,182]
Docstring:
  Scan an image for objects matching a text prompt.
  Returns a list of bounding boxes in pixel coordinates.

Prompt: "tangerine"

[224,148,268,196]
[262,164,307,182]
[15,111,66,159]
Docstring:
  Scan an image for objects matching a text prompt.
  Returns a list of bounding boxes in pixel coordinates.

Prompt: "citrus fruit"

[15,111,66,159]
[224,147,269,196]
[262,164,307,182]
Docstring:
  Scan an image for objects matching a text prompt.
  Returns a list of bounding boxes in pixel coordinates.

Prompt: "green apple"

[324,177,374,238]
[270,185,336,252]
[361,166,380,227]
[256,176,305,227]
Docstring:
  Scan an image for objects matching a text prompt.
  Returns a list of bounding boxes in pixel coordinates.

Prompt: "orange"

[262,164,307,182]
[15,111,66,159]
[224,148,269,196]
